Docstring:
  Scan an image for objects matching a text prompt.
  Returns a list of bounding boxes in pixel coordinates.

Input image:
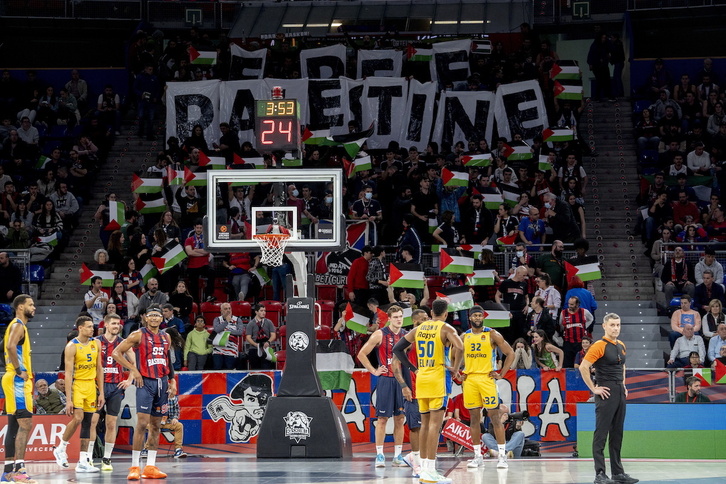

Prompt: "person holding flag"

[357,305,408,468]
[455,305,515,469]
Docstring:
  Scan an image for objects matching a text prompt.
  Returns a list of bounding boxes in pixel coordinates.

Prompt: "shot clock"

[255,99,301,152]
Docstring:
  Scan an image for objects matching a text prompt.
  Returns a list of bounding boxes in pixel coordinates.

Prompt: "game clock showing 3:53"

[255,100,300,152]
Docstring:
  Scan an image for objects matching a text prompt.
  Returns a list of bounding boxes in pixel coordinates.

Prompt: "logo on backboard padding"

[284,411,313,443]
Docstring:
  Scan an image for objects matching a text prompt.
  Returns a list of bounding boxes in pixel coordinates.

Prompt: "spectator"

[661,246,696,302]
[56,88,78,128]
[137,278,169,315]
[93,192,120,248]
[557,153,588,194]
[213,122,240,164]
[212,302,245,370]
[541,192,579,243]
[350,185,382,228]
[432,210,461,246]
[182,125,209,154]
[587,33,614,102]
[674,376,710,403]
[527,296,558,343]
[531,329,563,370]
[107,280,139,335]
[6,220,31,250]
[97,84,121,135]
[34,379,65,415]
[184,316,212,370]
[707,206,726,241]
[410,177,438,240]
[346,245,373,304]
[493,203,519,241]
[496,266,529,341]
[143,395,187,458]
[536,239,567,293]
[667,324,705,368]
[685,142,711,176]
[644,191,672,242]
[65,69,88,112]
[366,246,388,306]
[222,252,259,302]
[84,275,109,328]
[0,252,23,304]
[481,404,525,459]
[693,270,725,315]
[534,273,560,320]
[559,296,594,368]
[245,304,277,370]
[707,323,726,363]
[87,248,115,272]
[183,221,215,303]
[636,108,660,152]
[518,206,546,247]
[574,336,594,369]
[564,276,598,321]
[510,338,534,369]
[168,281,194,329]
[669,294,702,347]
[48,181,80,231]
[395,215,422,264]
[119,258,143,297]
[161,303,185,335]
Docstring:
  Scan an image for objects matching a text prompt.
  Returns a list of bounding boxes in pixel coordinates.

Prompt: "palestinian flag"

[542,127,576,143]
[353,154,372,173]
[344,303,369,334]
[233,153,265,168]
[140,263,159,285]
[327,124,374,158]
[406,45,433,61]
[35,155,51,170]
[538,155,552,172]
[251,266,271,285]
[184,166,207,186]
[389,263,425,289]
[502,141,533,161]
[500,184,521,207]
[316,342,355,391]
[714,360,726,384]
[134,197,166,214]
[691,368,712,387]
[36,232,59,247]
[428,216,438,234]
[480,189,503,209]
[471,40,492,55]
[461,153,492,168]
[481,309,511,328]
[152,241,187,275]
[105,201,125,231]
[554,81,583,101]
[496,234,517,246]
[550,61,581,80]
[435,286,474,312]
[442,167,469,187]
[466,269,496,286]
[302,127,333,145]
[80,263,115,287]
[189,46,217,65]
[565,260,602,282]
[282,153,303,167]
[198,152,226,169]
[131,174,164,194]
[439,248,474,274]
[167,166,184,186]
[460,244,485,258]
[375,307,389,327]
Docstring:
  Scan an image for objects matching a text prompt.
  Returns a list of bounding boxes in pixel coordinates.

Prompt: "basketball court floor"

[23,445,725,483]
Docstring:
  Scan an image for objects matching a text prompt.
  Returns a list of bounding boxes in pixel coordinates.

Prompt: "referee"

[578,313,639,484]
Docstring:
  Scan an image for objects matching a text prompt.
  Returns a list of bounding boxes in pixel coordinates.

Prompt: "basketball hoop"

[253,233,291,266]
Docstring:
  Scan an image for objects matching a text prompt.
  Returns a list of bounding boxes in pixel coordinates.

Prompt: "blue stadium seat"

[633,100,651,114]
[29,264,45,282]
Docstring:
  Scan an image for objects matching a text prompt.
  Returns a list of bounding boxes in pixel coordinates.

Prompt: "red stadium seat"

[426,276,445,295]
[316,285,339,301]
[315,326,332,340]
[230,300,251,318]
[189,302,199,326]
[316,300,335,327]
[277,325,287,350]
[275,350,286,370]
[260,300,283,327]
[201,301,221,329]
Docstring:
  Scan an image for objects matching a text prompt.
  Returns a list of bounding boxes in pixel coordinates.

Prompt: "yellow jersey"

[3,318,32,375]
[414,319,446,398]
[72,337,99,380]
[461,328,496,376]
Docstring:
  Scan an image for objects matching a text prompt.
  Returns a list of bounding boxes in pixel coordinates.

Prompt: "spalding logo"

[288,301,311,310]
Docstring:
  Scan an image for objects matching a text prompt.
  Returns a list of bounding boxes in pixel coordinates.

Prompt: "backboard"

[204,168,345,253]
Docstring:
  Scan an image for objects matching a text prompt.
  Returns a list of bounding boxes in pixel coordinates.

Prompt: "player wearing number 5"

[456,305,515,469]
[112,305,177,480]
[53,315,105,473]
[393,299,463,484]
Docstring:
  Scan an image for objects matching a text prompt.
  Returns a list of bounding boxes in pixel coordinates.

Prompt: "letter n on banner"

[166,80,221,150]
[494,80,547,143]
[431,91,495,149]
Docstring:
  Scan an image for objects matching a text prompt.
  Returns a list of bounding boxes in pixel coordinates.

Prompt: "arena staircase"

[583,99,669,368]
[30,118,164,371]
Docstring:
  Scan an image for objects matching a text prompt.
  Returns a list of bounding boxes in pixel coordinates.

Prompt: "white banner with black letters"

[399,80,437,149]
[218,80,265,146]
[493,80,547,143]
[361,77,408,150]
[431,90,495,148]
[429,39,471,87]
[300,44,347,79]
[229,44,267,80]
[165,80,221,148]
[263,78,310,125]
[356,49,403,78]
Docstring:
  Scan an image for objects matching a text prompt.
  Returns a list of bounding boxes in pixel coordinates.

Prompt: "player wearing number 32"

[112,305,177,481]
[456,305,515,469]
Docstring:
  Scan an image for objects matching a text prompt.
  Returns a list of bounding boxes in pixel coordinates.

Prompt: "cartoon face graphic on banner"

[206,373,274,442]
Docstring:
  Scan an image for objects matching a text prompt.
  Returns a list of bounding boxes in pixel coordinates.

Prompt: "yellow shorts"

[2,371,33,416]
[73,380,98,413]
[417,397,445,414]
[462,374,499,409]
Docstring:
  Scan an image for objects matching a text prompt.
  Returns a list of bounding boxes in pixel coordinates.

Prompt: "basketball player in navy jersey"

[112,305,176,480]
[97,313,136,472]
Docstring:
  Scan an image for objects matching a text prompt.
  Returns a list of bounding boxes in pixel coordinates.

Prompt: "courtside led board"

[204,169,345,253]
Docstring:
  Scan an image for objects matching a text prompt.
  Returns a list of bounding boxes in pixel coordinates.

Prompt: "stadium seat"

[29,264,45,282]
[189,302,199,326]
[315,326,332,340]
[426,276,445,295]
[277,325,286,350]
[316,285,338,301]
[274,350,286,370]
[316,300,335,327]
[201,301,221,328]
[230,300,251,318]
[633,99,651,115]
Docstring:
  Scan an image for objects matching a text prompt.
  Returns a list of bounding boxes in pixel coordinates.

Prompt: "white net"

[252,233,291,266]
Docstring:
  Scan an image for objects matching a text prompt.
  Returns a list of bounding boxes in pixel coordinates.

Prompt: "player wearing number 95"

[112,305,177,481]
[455,305,515,469]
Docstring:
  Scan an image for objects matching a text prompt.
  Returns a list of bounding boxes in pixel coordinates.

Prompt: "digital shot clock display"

[255,99,301,152]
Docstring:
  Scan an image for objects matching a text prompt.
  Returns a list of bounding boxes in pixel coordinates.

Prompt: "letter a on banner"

[431,90,495,149]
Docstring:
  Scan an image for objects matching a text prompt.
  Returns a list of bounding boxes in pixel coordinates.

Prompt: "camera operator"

[482,404,526,459]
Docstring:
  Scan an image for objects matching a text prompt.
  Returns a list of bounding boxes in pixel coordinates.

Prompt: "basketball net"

[253,224,291,266]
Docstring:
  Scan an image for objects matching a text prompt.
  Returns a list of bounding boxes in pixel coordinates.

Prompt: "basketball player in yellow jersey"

[457,305,515,469]
[53,316,104,474]
[1,295,37,484]
[394,299,462,484]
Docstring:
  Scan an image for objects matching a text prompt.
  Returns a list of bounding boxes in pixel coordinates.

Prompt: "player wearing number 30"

[456,305,515,470]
